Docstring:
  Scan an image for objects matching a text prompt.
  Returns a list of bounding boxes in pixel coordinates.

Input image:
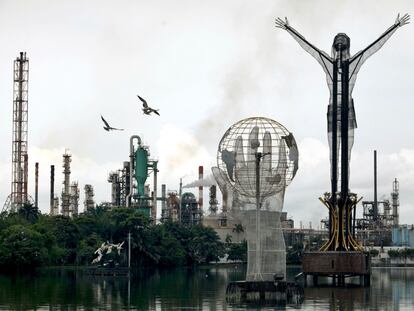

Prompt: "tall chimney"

[161,184,166,220]
[152,161,158,222]
[34,162,39,207]
[24,154,29,203]
[391,178,399,226]
[198,166,203,212]
[374,150,378,222]
[50,165,55,215]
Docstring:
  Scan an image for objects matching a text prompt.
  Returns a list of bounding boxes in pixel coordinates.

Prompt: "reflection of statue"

[213,117,298,281]
[92,241,124,264]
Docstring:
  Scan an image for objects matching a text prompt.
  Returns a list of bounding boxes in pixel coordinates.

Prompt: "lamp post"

[253,151,271,281]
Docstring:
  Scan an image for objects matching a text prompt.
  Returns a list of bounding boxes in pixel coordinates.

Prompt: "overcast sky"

[0,0,413,227]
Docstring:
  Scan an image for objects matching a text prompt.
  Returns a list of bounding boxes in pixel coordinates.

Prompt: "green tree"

[37,216,80,264]
[0,225,48,269]
[141,225,186,266]
[17,203,40,223]
[77,233,103,265]
[227,240,247,262]
[187,226,225,264]
[388,249,400,258]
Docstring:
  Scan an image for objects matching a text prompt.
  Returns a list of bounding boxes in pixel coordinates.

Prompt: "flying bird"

[137,95,160,116]
[101,115,124,131]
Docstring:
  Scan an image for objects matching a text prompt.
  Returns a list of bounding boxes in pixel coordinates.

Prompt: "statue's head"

[332,33,350,59]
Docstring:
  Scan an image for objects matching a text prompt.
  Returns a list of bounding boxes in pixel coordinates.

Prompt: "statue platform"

[302,251,371,286]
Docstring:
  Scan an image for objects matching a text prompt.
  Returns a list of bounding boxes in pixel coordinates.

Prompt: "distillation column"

[50,165,58,215]
[70,181,79,216]
[84,184,95,211]
[61,151,71,216]
[391,178,399,226]
[35,162,39,208]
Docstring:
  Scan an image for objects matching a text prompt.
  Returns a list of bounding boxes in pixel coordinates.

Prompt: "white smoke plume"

[183,174,217,188]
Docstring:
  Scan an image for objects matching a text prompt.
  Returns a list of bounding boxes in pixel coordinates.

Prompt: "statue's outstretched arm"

[350,13,410,64]
[275,17,332,65]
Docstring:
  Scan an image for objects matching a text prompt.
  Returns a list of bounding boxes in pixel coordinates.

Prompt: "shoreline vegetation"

[0,204,247,272]
[1,204,413,273]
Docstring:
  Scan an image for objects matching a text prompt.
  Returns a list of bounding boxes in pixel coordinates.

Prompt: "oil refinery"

[0,51,412,251]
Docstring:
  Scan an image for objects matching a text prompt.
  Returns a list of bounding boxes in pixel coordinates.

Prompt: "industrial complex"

[1,51,413,253]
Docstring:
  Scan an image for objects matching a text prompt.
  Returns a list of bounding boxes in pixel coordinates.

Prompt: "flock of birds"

[101,94,159,132]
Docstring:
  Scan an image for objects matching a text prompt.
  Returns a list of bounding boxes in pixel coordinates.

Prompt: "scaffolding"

[162,191,180,222]
[180,192,202,225]
[2,52,30,212]
[108,171,121,206]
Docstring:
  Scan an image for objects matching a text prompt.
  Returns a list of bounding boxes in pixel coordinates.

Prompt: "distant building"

[392,225,414,247]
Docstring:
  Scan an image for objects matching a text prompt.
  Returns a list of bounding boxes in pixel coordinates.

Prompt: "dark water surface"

[0,266,413,310]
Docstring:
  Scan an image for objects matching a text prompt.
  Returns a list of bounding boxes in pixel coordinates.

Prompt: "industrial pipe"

[374,150,378,222]
[50,165,54,215]
[161,184,166,217]
[24,154,28,203]
[35,162,39,207]
[198,166,203,212]
[152,161,158,221]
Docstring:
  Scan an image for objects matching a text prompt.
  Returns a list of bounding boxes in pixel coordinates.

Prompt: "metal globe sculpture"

[217,117,298,202]
[213,116,299,282]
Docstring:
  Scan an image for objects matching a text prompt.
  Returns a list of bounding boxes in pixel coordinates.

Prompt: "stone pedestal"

[302,251,371,286]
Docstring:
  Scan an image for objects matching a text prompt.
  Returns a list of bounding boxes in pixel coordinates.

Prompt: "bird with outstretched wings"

[101,115,124,131]
[137,95,160,116]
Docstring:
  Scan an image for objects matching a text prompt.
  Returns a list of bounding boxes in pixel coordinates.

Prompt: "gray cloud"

[0,0,413,225]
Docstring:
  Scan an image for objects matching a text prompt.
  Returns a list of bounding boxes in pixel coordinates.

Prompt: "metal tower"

[3,52,30,212]
[70,181,79,216]
[391,178,400,226]
[84,184,95,211]
[61,151,71,216]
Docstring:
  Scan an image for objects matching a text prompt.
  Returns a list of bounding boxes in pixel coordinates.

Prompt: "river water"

[0,266,413,310]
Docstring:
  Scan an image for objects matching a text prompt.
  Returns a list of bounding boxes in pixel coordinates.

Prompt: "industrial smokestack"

[50,165,54,215]
[24,154,28,203]
[374,150,378,222]
[161,184,166,220]
[152,162,158,222]
[198,166,203,212]
[35,162,39,208]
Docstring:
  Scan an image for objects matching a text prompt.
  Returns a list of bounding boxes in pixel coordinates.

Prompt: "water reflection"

[0,266,413,310]
[302,268,414,311]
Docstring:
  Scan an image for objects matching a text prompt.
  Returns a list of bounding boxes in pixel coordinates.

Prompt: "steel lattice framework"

[7,52,30,212]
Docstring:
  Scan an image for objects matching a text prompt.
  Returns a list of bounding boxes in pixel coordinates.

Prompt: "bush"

[227,240,247,262]
[388,249,400,258]
[369,249,379,257]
